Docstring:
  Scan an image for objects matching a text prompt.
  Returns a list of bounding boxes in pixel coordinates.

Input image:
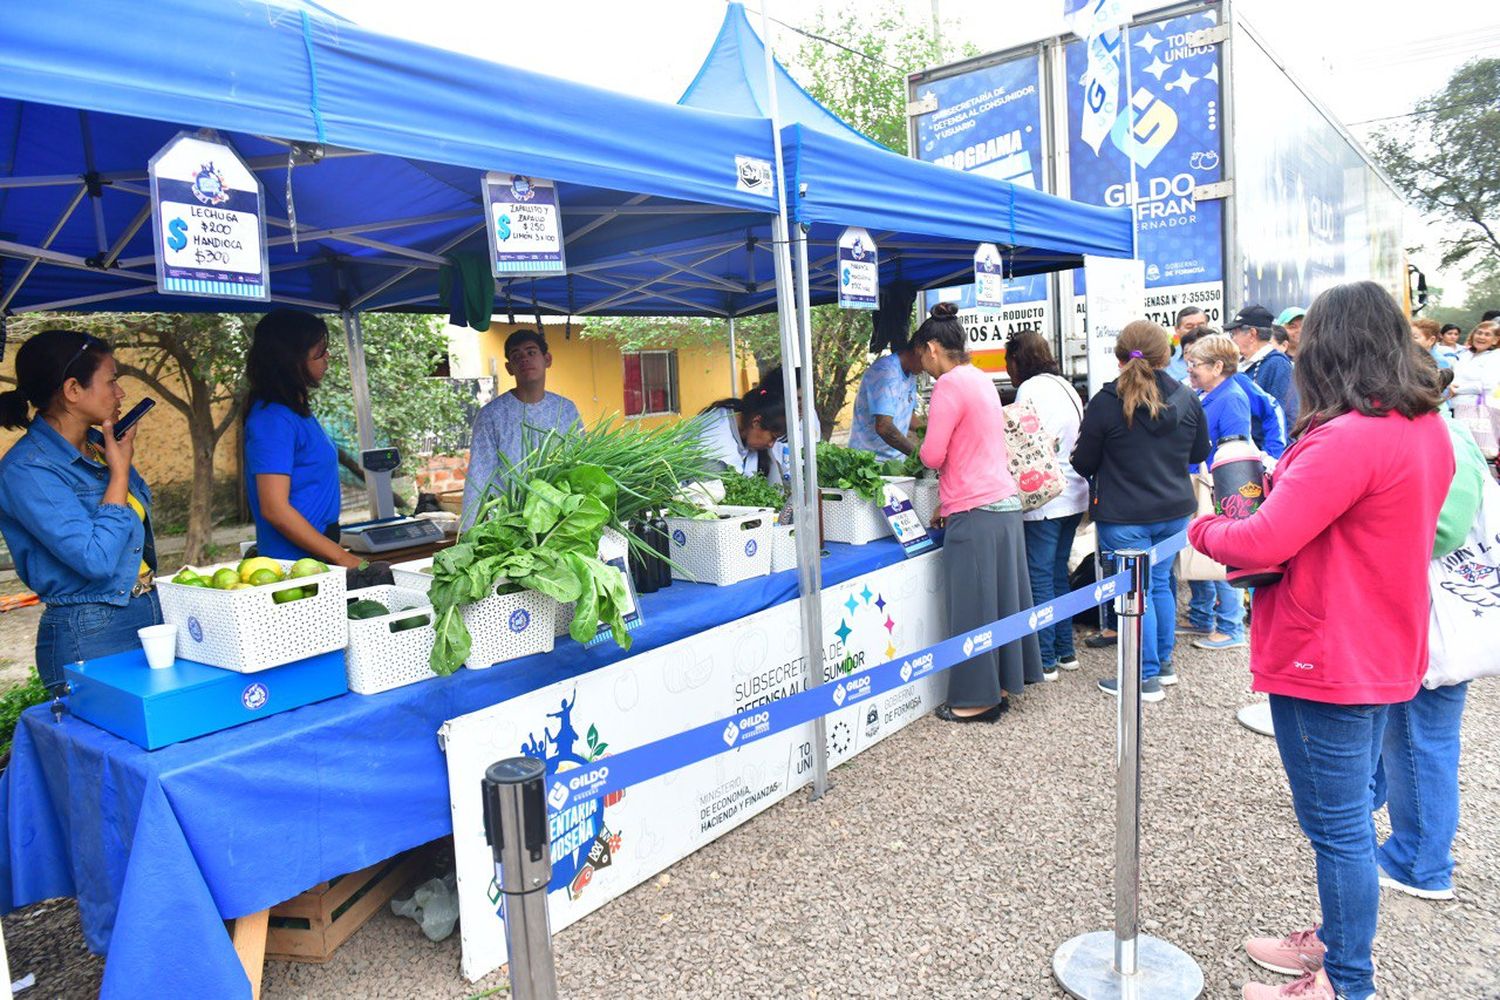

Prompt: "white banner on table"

[442,553,945,981]
[837,227,879,310]
[482,172,567,277]
[148,133,269,301]
[1083,254,1147,400]
[974,243,1005,312]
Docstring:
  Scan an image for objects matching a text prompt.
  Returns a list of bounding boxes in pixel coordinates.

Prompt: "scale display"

[340,516,446,554]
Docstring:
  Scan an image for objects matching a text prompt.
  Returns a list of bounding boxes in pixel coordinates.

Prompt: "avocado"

[347,599,389,620]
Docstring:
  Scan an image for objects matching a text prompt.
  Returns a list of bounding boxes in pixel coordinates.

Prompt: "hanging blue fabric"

[300,11,328,144]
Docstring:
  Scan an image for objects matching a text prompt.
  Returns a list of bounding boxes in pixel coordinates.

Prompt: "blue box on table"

[64,648,348,750]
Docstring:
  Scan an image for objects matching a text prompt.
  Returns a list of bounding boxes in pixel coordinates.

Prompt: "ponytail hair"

[1114,320,1172,428]
[0,328,113,430]
[910,302,967,361]
[701,379,789,437]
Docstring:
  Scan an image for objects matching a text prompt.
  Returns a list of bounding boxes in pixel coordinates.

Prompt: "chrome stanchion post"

[1053,550,1203,999]
[482,758,558,1000]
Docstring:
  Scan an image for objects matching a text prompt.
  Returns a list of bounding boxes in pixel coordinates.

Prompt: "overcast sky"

[318,0,1500,301]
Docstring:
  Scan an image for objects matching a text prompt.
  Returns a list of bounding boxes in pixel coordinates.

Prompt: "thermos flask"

[1210,435,1285,588]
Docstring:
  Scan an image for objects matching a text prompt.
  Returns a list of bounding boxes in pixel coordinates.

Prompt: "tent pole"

[761,0,829,801]
[727,316,738,395]
[339,307,396,520]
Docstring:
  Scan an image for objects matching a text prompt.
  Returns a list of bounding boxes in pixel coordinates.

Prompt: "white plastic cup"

[138,623,178,670]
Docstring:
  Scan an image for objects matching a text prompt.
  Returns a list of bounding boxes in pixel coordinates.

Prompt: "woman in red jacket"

[1189,282,1450,1000]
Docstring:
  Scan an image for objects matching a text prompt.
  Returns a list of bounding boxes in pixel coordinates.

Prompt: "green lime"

[248,568,281,587]
[273,586,305,604]
[289,558,328,579]
[211,568,240,590]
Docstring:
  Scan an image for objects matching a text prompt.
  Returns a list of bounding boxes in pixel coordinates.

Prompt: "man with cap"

[1228,304,1298,436]
[1275,305,1307,357]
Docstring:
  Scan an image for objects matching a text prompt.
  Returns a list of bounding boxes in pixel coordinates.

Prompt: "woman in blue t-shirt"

[1182,334,1251,652]
[243,309,360,568]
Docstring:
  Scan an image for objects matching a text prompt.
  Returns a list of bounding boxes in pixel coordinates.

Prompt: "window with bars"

[623,350,679,417]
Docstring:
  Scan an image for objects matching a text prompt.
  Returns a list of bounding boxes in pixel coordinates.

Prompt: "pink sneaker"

[1245,926,1326,975]
[1242,969,1337,999]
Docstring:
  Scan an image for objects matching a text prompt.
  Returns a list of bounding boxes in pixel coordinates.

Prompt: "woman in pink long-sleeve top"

[1189,282,1451,1000]
[916,302,1041,723]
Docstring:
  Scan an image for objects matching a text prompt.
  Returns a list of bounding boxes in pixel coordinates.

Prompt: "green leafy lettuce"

[815,442,885,502]
[428,465,632,675]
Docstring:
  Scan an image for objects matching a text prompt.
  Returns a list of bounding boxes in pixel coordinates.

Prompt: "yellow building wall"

[477,322,749,429]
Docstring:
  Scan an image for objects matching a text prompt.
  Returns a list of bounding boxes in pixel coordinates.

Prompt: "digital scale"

[340,515,447,554]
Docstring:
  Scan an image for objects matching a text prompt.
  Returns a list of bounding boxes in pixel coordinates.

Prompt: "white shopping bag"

[1426,471,1500,688]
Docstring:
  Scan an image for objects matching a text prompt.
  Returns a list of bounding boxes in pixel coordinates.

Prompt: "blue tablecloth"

[0,541,911,999]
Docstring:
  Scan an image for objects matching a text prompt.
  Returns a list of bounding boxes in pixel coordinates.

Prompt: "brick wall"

[415,452,469,495]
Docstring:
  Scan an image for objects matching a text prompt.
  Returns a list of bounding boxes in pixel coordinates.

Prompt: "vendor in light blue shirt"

[243,309,361,568]
[462,329,581,523]
[847,340,923,462]
[0,329,163,687]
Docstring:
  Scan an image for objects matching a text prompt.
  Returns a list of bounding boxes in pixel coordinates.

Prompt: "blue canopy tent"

[668,2,1134,318]
[0,0,788,517]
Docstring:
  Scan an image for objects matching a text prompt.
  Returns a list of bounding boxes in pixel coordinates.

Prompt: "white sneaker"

[1378,871,1455,900]
[1057,656,1081,671]
[1042,667,1059,682]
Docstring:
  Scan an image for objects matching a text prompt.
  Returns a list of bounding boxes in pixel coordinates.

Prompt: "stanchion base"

[1053,931,1204,1000]
[1236,701,1275,737]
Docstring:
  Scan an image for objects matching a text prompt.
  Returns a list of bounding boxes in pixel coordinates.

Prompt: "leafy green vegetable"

[428,468,632,676]
[815,443,885,502]
[719,470,789,510]
[0,669,49,759]
[877,451,926,479]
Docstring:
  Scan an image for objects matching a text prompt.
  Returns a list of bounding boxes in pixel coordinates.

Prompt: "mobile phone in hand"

[113,397,156,440]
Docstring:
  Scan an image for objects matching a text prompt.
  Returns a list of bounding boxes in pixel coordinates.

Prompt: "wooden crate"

[265,851,424,963]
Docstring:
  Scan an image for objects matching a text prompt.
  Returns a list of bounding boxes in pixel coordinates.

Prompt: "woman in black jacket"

[1072,320,1209,702]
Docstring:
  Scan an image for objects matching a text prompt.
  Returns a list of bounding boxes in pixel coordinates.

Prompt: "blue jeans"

[34,592,163,688]
[1187,579,1244,638]
[1270,695,1386,1000]
[1023,513,1082,667]
[1374,682,1468,893]
[1096,517,1188,681]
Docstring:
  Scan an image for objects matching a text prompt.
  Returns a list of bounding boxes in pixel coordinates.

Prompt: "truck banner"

[1065,7,1225,325]
[1232,27,1405,310]
[911,53,1050,370]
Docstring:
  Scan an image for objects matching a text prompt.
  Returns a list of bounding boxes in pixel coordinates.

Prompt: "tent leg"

[340,309,395,519]
[760,0,829,802]
[790,226,829,800]
[727,316,739,395]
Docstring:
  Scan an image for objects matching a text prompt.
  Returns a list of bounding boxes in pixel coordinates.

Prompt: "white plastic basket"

[390,556,434,592]
[461,587,556,669]
[820,488,892,545]
[344,585,437,695]
[770,524,798,573]
[664,505,774,585]
[912,478,940,527]
[157,560,347,672]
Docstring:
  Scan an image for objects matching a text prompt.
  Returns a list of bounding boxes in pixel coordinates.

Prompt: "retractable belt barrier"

[543,530,1189,816]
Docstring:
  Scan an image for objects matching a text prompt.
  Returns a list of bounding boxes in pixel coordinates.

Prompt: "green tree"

[1374,58,1500,272]
[316,312,470,488]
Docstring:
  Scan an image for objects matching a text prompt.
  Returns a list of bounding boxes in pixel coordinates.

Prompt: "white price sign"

[149,133,269,301]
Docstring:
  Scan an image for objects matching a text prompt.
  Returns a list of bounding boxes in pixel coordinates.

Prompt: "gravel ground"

[6,623,1499,999]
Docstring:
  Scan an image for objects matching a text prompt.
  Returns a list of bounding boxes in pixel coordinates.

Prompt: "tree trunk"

[182,402,217,565]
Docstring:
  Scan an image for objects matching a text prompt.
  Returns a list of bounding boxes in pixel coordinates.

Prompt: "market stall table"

[0,539,919,999]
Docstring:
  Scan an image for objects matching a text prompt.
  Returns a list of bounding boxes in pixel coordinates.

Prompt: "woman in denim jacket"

[0,329,161,689]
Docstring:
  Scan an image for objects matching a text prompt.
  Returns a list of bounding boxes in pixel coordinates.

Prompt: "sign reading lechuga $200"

[149,133,269,301]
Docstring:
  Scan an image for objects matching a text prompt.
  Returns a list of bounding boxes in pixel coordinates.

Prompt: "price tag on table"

[881,485,933,557]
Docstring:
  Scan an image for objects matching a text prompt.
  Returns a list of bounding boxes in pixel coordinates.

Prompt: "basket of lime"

[157,556,347,672]
[344,585,436,694]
